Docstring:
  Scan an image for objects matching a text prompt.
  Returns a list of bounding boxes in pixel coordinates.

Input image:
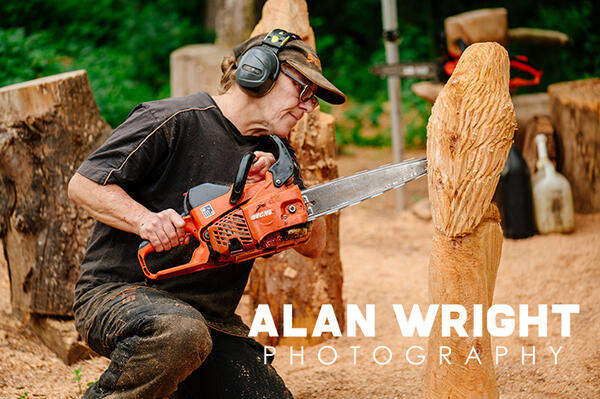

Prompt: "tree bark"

[424,42,516,399]
[0,70,111,318]
[548,78,600,213]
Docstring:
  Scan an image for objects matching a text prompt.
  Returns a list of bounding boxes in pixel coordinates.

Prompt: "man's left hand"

[247,151,276,184]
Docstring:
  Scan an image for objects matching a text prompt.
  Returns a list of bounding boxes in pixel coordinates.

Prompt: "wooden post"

[548,78,600,213]
[381,0,405,212]
[242,0,344,346]
[424,42,516,398]
[0,70,111,318]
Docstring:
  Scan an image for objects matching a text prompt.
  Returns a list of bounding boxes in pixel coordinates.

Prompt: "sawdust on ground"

[0,146,598,398]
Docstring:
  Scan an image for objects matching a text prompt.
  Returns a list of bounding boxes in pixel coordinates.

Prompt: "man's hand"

[246,151,276,184]
[137,209,190,252]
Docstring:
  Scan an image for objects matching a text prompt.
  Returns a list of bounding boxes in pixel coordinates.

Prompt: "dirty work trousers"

[77,284,292,398]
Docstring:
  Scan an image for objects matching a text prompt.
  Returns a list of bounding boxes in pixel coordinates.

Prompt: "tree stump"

[444,8,508,55]
[548,78,600,213]
[170,45,232,97]
[243,0,344,346]
[0,70,111,319]
[424,42,516,398]
[246,112,343,346]
[170,0,258,97]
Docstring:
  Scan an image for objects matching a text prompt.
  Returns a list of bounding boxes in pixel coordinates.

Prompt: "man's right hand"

[137,209,188,252]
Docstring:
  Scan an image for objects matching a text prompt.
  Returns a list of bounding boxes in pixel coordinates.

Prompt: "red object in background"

[442,50,543,88]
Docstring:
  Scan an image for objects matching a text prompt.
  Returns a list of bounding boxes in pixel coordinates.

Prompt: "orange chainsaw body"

[138,154,310,280]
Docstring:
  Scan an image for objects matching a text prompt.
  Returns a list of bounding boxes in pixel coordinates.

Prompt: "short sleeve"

[77,104,168,186]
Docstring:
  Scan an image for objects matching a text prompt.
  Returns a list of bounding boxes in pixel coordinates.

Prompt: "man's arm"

[68,173,186,252]
[293,217,326,258]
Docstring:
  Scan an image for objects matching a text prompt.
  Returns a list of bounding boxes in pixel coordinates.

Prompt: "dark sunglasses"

[281,69,317,103]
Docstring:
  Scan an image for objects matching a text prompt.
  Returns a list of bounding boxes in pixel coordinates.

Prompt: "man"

[68,30,346,398]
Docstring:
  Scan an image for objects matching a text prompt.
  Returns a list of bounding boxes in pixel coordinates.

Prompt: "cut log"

[27,315,97,365]
[0,70,111,318]
[171,0,258,97]
[214,0,258,47]
[170,45,232,97]
[548,78,600,213]
[521,115,557,177]
[508,27,570,46]
[444,8,508,55]
[242,0,344,346]
[425,42,516,398]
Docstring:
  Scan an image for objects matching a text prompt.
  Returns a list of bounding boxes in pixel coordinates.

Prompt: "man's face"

[259,65,318,138]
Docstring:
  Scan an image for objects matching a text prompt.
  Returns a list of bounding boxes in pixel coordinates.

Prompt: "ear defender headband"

[236,29,301,97]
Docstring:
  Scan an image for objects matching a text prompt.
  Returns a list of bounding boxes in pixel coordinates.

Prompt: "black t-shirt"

[74,92,301,335]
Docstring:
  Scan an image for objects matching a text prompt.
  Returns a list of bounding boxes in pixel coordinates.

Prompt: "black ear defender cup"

[236,29,301,97]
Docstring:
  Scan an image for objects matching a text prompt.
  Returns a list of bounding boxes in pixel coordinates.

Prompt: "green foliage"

[309,0,599,148]
[0,0,213,127]
[1,0,597,148]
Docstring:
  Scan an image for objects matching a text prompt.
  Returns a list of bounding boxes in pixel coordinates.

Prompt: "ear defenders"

[236,29,301,97]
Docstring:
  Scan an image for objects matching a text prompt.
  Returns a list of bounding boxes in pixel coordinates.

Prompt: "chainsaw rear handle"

[137,215,213,280]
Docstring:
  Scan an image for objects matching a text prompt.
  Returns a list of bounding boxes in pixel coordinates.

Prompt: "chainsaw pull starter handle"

[137,215,211,280]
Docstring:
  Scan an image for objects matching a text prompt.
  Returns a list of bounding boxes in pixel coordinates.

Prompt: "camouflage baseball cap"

[233,32,346,105]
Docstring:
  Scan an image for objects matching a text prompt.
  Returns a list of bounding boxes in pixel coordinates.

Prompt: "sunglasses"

[281,69,317,103]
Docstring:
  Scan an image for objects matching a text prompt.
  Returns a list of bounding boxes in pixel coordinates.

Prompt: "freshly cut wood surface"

[424,205,502,399]
[424,42,516,399]
[427,42,516,237]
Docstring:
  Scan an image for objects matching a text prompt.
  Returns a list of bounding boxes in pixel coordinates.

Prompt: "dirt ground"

[0,146,599,398]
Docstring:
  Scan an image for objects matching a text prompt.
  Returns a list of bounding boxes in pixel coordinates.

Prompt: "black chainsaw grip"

[230,152,256,205]
[267,135,295,188]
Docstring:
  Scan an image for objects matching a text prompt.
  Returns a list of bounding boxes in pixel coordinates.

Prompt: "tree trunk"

[548,78,600,213]
[242,0,344,346]
[424,42,516,399]
[0,70,111,318]
[246,111,344,346]
[215,0,260,47]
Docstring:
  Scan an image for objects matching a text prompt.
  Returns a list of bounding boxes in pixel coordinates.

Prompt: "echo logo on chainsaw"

[251,209,273,221]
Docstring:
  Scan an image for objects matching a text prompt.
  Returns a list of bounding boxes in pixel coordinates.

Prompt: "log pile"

[424,42,516,398]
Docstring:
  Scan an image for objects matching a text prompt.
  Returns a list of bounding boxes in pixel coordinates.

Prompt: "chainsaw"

[138,135,427,280]
[371,37,543,89]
